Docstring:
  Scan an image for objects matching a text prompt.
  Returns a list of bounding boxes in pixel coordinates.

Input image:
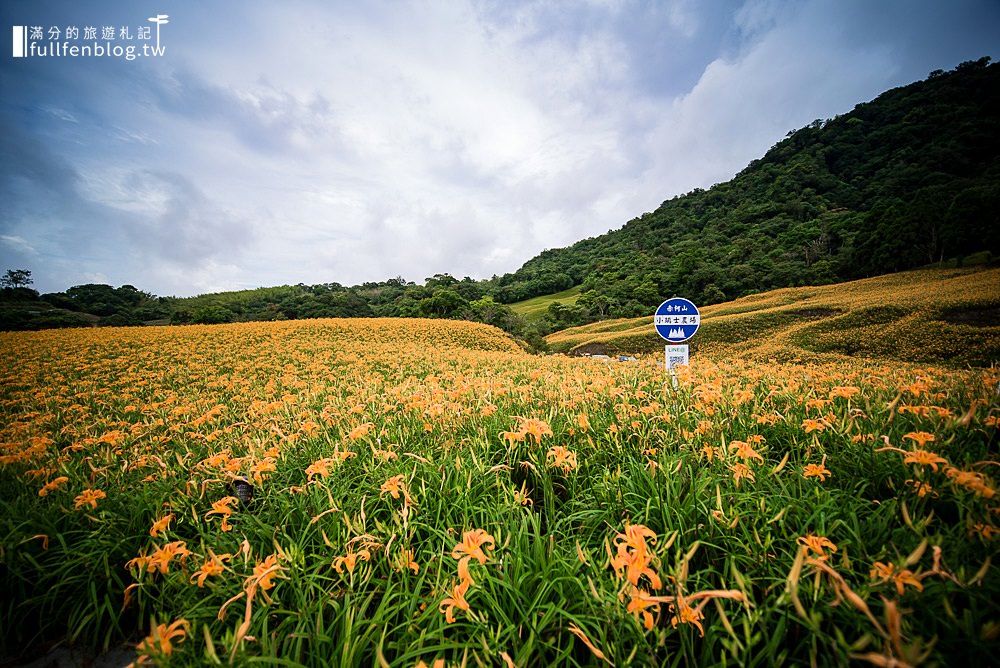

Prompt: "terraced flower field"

[0,317,997,666]
[545,266,1000,367]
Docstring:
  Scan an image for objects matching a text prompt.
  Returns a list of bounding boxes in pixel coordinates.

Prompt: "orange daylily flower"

[612,524,662,589]
[626,586,661,630]
[306,457,337,481]
[190,552,231,587]
[333,549,371,574]
[147,541,192,575]
[514,416,553,445]
[797,534,837,560]
[380,474,415,506]
[903,431,936,448]
[546,445,578,472]
[903,449,948,471]
[801,418,828,433]
[252,554,282,591]
[829,386,861,400]
[205,496,239,532]
[135,619,189,665]
[669,598,706,636]
[347,423,374,440]
[729,440,764,463]
[870,561,923,595]
[149,513,174,538]
[38,476,69,497]
[439,577,471,623]
[73,488,106,510]
[803,455,831,481]
[451,529,495,566]
[729,462,754,488]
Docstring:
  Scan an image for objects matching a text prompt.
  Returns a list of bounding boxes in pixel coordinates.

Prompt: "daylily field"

[0,318,997,667]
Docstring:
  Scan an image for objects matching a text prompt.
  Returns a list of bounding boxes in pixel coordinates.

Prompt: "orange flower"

[612,524,662,589]
[439,577,471,623]
[801,418,828,433]
[906,479,935,497]
[729,462,755,488]
[249,457,276,484]
[38,476,69,497]
[669,598,705,636]
[333,549,371,574]
[612,543,663,590]
[546,445,578,472]
[190,552,230,587]
[451,529,495,566]
[395,548,419,574]
[380,474,414,505]
[903,431,936,448]
[869,561,895,581]
[797,534,837,560]
[306,457,336,481]
[972,523,996,540]
[903,449,948,471]
[729,440,764,463]
[514,416,553,445]
[252,554,282,591]
[870,561,922,595]
[347,423,374,440]
[891,569,923,596]
[149,513,174,538]
[829,386,860,400]
[147,541,192,575]
[626,586,662,630]
[205,496,239,532]
[73,488,106,510]
[802,455,831,481]
[135,619,189,665]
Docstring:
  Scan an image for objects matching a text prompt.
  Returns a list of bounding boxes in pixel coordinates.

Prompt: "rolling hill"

[545,264,1000,367]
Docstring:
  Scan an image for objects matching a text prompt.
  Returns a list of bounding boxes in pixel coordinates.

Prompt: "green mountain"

[491,57,1000,319]
[3,58,998,340]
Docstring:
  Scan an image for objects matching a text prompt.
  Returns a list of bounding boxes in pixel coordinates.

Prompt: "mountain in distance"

[3,57,999,341]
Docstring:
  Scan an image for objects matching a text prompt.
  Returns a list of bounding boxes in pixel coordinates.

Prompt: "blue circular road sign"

[654,297,700,342]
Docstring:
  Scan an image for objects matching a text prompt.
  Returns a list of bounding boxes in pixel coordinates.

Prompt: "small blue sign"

[654,297,700,343]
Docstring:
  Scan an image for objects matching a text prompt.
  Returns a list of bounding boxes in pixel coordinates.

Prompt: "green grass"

[509,286,583,322]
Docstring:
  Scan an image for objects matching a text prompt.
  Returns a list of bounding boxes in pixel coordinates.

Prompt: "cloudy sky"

[2,0,999,297]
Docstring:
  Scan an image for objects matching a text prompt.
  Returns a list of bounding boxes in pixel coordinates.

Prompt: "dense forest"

[3,58,998,340]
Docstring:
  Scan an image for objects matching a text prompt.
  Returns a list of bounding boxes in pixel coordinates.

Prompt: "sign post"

[654,297,700,385]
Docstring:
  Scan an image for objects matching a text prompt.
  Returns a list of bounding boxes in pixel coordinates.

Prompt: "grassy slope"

[508,285,582,322]
[545,265,1000,367]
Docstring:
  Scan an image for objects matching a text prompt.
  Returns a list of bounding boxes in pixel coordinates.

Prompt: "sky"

[2,1,999,297]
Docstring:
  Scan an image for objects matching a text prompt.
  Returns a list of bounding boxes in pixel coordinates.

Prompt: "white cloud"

[1,235,39,256]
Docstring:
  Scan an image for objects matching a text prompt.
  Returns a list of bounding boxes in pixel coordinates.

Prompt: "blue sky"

[2,0,999,297]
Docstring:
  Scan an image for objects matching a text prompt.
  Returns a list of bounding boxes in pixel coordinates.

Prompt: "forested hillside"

[3,58,998,338]
[492,57,1000,317]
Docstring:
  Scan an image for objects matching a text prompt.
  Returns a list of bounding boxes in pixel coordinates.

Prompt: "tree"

[1,269,33,289]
